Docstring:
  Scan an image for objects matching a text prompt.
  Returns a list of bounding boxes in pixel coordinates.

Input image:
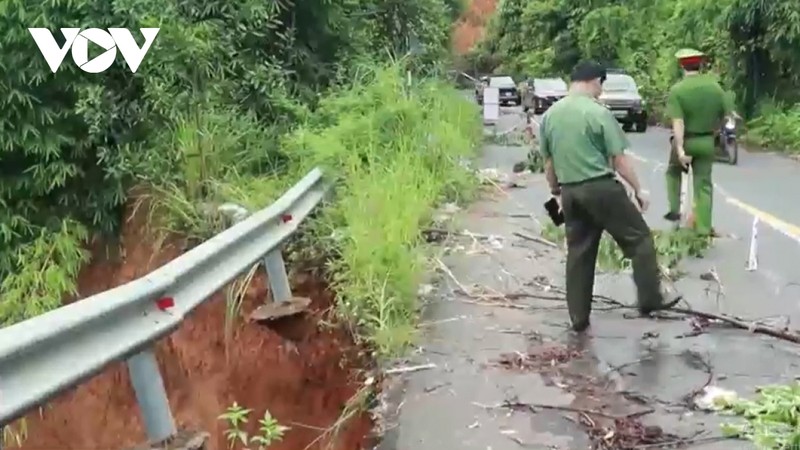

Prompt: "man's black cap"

[570,60,607,83]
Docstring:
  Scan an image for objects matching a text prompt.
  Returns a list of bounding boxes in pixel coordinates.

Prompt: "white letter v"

[109,28,159,73]
[28,28,80,73]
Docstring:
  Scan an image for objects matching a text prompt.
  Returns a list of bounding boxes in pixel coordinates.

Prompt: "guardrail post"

[126,348,176,443]
[263,249,292,303]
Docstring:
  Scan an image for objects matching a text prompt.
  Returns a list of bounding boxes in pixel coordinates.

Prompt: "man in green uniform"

[664,48,733,236]
[540,60,682,332]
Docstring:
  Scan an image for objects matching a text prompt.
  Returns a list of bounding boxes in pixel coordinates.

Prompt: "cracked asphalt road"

[377,106,800,449]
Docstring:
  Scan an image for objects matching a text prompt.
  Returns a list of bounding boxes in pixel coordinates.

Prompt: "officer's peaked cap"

[570,60,606,83]
[675,48,705,60]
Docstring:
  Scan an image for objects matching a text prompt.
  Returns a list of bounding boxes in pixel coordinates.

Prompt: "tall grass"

[284,64,481,354]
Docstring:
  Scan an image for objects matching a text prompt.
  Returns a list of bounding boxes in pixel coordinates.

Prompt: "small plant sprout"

[219,403,289,450]
[251,411,290,447]
[219,402,251,448]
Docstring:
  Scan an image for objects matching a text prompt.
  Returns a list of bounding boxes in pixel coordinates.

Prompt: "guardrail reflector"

[155,297,175,310]
[281,214,293,223]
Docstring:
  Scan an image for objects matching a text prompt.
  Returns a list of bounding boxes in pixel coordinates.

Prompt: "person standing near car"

[664,48,733,237]
[539,60,682,332]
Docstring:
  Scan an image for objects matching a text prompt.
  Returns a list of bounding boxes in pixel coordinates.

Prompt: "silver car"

[598,73,648,132]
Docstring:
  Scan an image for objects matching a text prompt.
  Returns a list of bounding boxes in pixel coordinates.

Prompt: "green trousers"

[561,176,665,330]
[666,136,715,235]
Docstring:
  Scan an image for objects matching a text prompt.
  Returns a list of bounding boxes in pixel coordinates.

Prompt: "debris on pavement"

[417,283,435,296]
[385,363,437,375]
[671,306,800,344]
[494,344,582,371]
[513,231,558,248]
[476,168,527,189]
[477,168,509,185]
[432,202,461,225]
[694,386,739,411]
[578,415,684,450]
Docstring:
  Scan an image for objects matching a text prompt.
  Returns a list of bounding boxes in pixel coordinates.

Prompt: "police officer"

[539,60,682,332]
[664,49,733,236]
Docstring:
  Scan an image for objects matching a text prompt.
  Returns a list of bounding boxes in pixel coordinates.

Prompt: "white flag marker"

[680,169,693,226]
[746,216,759,271]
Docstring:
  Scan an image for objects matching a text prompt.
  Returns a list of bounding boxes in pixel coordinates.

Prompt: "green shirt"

[665,74,731,134]
[539,93,628,185]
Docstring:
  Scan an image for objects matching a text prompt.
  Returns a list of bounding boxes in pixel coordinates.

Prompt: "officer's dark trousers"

[561,175,664,330]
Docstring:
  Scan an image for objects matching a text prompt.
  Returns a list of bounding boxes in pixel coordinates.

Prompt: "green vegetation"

[287,66,480,354]
[469,0,800,152]
[541,222,709,276]
[719,383,800,448]
[219,403,289,449]
[0,0,478,338]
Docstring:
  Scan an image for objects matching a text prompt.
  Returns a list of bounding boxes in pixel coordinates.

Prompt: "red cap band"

[679,56,703,67]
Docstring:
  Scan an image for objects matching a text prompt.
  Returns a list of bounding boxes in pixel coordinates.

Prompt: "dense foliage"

[0,0,467,325]
[469,0,800,151]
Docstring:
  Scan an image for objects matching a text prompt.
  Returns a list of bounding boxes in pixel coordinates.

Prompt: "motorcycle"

[715,117,738,165]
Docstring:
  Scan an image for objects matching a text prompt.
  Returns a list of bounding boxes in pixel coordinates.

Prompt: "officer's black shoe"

[663,212,681,222]
[639,295,682,316]
[571,320,591,332]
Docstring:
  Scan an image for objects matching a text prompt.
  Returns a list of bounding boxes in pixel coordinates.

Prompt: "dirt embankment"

[452,0,498,55]
[14,202,373,450]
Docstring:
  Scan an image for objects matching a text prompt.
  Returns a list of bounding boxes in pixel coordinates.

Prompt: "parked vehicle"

[598,73,648,132]
[476,75,520,106]
[521,77,568,114]
[493,76,521,105]
[715,117,738,164]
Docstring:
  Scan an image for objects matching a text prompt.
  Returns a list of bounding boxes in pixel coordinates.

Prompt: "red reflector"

[281,214,292,223]
[156,297,174,310]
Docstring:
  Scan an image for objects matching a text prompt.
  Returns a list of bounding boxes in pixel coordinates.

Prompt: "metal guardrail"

[0,168,328,444]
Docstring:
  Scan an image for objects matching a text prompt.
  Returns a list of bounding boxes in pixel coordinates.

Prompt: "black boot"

[639,294,682,316]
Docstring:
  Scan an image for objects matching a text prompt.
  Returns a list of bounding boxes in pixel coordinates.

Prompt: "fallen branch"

[385,363,436,375]
[423,228,497,241]
[513,231,558,248]
[474,400,653,421]
[454,288,563,302]
[671,307,800,344]
[435,258,471,294]
[457,298,531,310]
[679,350,714,408]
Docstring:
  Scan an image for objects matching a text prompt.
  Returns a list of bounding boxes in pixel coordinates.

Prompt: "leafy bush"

[745,103,800,153]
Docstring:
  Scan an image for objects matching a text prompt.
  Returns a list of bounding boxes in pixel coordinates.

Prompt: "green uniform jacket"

[539,92,628,184]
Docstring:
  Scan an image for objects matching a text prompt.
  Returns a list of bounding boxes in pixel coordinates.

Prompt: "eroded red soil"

[452,0,498,54]
[14,200,372,450]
